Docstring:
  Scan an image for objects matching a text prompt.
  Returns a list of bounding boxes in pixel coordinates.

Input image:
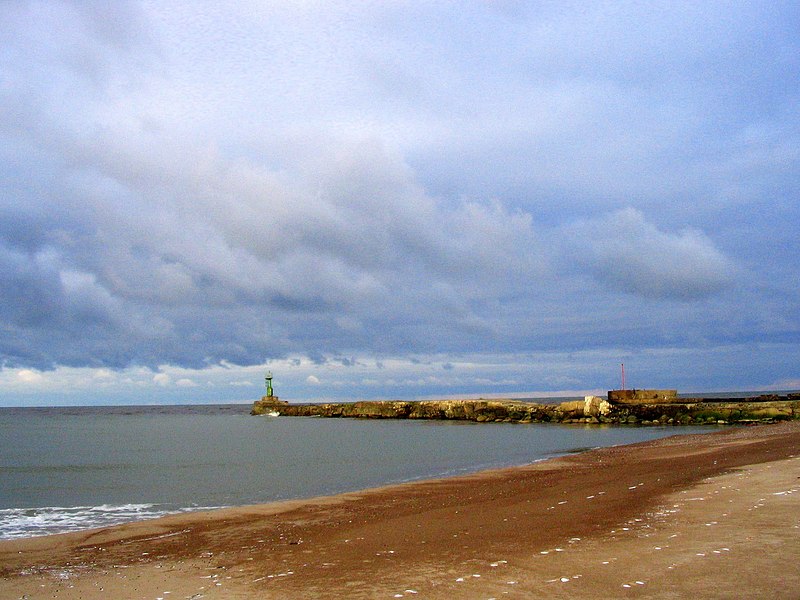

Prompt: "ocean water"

[0,404,714,540]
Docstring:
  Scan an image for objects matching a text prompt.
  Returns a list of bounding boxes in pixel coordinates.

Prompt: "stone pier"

[251,393,800,425]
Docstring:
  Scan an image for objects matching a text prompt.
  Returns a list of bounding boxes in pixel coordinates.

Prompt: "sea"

[0,404,719,540]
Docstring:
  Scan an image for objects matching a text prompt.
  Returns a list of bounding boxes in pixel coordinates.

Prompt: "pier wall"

[251,395,800,425]
[608,389,679,404]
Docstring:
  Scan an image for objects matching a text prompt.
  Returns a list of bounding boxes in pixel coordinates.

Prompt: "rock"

[584,395,613,417]
[251,396,800,426]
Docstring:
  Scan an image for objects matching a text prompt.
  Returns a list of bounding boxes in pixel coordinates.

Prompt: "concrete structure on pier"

[608,389,679,404]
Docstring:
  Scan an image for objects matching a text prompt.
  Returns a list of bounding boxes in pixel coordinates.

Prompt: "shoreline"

[2,422,799,598]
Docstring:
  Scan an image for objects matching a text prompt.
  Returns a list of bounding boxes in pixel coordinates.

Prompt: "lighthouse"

[251,370,287,414]
[260,370,285,405]
[265,371,274,398]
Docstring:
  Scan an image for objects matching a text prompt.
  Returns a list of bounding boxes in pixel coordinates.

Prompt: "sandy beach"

[2,422,799,599]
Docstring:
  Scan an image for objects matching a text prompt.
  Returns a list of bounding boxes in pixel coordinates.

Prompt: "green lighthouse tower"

[251,369,287,414]
[265,371,274,398]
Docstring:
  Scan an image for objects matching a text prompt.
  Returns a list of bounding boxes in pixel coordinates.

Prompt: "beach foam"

[0,503,224,540]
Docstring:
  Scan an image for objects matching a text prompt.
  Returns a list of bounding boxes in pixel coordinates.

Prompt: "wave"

[0,503,225,540]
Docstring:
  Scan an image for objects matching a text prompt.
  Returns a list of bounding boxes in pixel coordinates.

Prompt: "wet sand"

[2,422,799,599]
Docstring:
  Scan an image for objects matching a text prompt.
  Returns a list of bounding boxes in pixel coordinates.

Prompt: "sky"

[1,1,799,406]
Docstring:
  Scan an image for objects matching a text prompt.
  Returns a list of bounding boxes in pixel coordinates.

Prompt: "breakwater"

[252,394,800,425]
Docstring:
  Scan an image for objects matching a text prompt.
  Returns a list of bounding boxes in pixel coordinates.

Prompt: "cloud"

[0,2,798,400]
[561,209,736,300]
[229,380,255,387]
[306,375,321,385]
[17,369,43,384]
